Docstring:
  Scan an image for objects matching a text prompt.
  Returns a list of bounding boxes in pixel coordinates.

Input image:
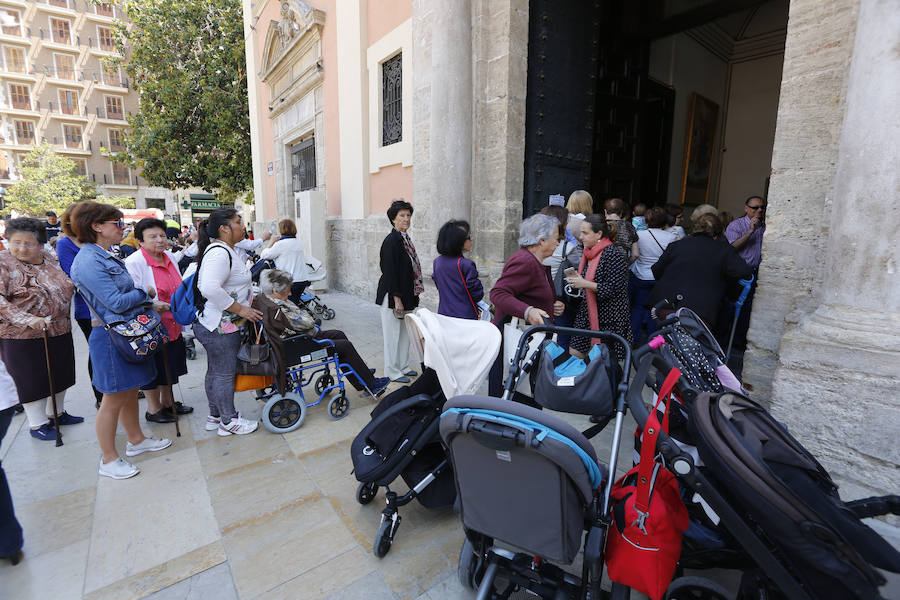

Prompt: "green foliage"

[3,144,97,216]
[103,195,136,209]
[113,0,251,194]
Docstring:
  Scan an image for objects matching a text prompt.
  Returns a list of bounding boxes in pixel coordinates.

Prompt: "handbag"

[532,340,615,416]
[502,316,546,395]
[606,368,690,600]
[80,287,169,364]
[456,258,491,321]
[236,322,278,376]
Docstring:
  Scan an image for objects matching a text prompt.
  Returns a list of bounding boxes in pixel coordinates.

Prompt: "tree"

[111,0,251,195]
[3,144,97,215]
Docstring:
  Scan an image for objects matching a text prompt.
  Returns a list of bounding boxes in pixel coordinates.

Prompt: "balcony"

[0,71,37,83]
[38,39,80,54]
[84,4,117,23]
[0,33,30,46]
[0,107,41,119]
[34,0,77,18]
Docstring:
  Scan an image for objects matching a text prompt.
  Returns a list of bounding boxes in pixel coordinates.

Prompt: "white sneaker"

[99,457,140,480]
[125,436,173,457]
[217,415,258,436]
[205,416,221,431]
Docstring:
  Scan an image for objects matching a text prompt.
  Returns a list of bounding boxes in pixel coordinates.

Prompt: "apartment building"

[0,0,201,218]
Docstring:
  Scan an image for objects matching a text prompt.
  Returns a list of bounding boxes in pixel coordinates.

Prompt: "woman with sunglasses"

[70,202,172,480]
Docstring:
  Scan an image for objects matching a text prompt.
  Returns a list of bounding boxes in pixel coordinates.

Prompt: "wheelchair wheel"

[314,372,334,395]
[665,576,730,600]
[261,393,306,433]
[356,481,378,505]
[328,392,349,419]
[322,308,336,320]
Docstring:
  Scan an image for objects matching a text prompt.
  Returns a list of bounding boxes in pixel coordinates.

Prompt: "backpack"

[170,245,231,326]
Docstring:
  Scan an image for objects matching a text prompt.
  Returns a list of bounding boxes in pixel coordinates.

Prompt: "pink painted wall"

[318,0,341,216]
[370,163,413,215]
[254,1,279,221]
[367,0,412,45]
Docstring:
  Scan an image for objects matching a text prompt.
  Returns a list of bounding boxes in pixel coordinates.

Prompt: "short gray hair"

[518,213,559,247]
[259,268,292,296]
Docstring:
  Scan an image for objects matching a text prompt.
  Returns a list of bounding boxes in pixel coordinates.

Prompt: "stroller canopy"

[405,309,501,399]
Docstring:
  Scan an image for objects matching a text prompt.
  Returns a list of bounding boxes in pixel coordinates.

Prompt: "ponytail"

[195,206,238,271]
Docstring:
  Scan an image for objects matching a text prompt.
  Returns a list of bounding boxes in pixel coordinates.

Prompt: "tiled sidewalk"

[1,291,897,599]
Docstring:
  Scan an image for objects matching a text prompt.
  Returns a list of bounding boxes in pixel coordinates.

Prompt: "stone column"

[428,0,473,224]
[769,0,900,501]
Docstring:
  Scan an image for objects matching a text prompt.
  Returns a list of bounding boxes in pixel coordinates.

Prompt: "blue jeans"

[629,274,656,347]
[0,406,23,557]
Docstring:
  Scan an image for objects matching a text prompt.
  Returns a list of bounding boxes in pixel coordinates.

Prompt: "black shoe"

[145,410,175,424]
[14,403,23,414]
[3,550,23,565]
[172,402,194,415]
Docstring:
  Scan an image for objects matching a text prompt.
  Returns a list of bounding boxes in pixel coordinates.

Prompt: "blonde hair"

[566,190,593,215]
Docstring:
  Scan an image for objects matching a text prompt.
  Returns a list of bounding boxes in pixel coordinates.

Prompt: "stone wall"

[742,0,860,399]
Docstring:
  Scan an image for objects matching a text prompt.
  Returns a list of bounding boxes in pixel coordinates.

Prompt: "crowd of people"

[0,191,763,566]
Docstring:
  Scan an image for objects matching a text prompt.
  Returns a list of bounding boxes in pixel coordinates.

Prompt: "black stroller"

[250,257,335,320]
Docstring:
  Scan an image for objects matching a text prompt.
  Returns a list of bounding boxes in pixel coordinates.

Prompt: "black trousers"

[289,281,311,306]
[75,318,104,402]
[0,407,23,557]
[316,330,375,391]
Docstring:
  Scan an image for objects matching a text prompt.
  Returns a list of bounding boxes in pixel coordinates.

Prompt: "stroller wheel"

[328,393,349,419]
[665,576,730,600]
[373,519,395,558]
[261,393,306,433]
[322,308,336,320]
[457,538,482,590]
[314,372,335,395]
[356,481,378,505]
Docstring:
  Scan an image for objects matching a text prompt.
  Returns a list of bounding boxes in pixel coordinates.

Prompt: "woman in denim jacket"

[70,202,171,480]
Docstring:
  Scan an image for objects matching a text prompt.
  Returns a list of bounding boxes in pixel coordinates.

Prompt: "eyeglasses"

[8,239,40,249]
[747,205,766,211]
[103,218,126,229]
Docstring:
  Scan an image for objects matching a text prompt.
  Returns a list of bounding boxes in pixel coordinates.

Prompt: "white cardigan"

[195,241,252,332]
[259,237,310,282]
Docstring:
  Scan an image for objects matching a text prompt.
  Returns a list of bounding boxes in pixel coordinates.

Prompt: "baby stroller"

[350,309,501,558]
[252,327,373,433]
[441,323,633,600]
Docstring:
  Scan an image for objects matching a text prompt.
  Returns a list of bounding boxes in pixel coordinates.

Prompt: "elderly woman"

[432,220,484,319]
[254,270,391,397]
[375,200,422,384]
[70,202,172,480]
[565,214,632,360]
[125,218,193,423]
[259,218,310,303]
[488,213,565,396]
[0,218,82,441]
[194,207,263,437]
[56,204,103,407]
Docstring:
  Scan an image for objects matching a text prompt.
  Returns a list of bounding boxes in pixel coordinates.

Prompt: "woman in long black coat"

[375,200,422,383]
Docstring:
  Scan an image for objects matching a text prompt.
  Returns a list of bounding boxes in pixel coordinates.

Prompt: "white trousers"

[23,390,67,428]
[380,296,411,380]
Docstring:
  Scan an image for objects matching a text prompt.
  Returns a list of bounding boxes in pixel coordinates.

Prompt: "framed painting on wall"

[680,93,719,205]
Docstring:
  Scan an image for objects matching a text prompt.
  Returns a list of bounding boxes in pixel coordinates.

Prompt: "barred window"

[291,137,315,193]
[381,53,402,146]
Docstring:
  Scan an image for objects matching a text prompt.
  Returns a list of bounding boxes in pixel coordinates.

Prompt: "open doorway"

[523,0,789,220]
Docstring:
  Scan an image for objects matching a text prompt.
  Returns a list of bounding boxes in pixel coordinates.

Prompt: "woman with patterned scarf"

[375,200,423,383]
[564,214,632,361]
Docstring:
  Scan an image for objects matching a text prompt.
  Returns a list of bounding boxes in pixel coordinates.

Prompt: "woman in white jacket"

[124,218,194,423]
[259,219,310,304]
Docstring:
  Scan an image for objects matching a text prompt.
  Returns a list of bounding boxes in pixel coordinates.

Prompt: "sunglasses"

[747,205,766,211]
[103,218,126,229]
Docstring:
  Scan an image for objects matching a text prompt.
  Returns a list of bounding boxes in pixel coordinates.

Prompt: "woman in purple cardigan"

[487,213,565,396]
[432,220,484,319]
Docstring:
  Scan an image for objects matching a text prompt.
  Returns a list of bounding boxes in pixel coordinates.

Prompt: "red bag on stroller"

[606,368,689,600]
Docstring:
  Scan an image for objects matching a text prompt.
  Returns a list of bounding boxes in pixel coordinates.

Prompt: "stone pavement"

[0,291,897,600]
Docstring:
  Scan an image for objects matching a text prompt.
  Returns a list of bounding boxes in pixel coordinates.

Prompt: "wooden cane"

[42,327,63,447]
[161,343,180,437]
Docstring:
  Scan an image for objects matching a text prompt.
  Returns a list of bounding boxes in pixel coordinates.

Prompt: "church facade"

[243,0,899,501]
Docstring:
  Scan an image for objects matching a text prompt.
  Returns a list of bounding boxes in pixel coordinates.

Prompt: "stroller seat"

[440,394,607,565]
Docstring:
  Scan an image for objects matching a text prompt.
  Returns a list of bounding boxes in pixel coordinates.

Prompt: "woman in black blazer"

[376,201,422,383]
[646,214,753,327]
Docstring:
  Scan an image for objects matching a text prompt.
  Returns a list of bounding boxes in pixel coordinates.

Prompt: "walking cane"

[726,275,755,361]
[160,343,180,437]
[41,327,63,447]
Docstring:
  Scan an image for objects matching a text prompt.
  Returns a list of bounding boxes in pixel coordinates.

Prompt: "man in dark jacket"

[646,214,752,327]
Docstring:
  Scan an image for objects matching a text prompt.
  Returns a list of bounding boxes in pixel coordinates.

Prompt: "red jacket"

[490,248,555,325]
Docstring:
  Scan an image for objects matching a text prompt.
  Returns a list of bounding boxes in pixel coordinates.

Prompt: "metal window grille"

[291,137,316,193]
[381,53,402,146]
